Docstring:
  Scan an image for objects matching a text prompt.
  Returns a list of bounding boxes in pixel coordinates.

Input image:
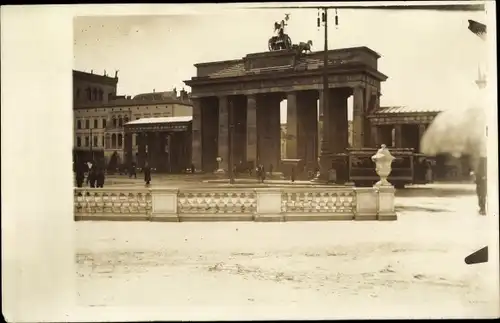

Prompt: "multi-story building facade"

[73,69,192,167]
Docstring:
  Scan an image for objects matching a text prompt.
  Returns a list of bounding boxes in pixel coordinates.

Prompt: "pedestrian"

[475,157,487,215]
[75,161,85,188]
[425,159,433,183]
[129,162,137,179]
[291,166,296,183]
[190,163,195,174]
[260,164,266,183]
[144,162,152,187]
[96,164,105,188]
[87,166,97,188]
[255,164,261,182]
[328,165,337,184]
[269,164,273,177]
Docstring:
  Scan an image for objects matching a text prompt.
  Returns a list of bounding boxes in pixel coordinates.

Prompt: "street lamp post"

[313,7,339,183]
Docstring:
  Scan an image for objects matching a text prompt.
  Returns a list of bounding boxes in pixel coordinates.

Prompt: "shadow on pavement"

[395,205,450,213]
[395,186,476,198]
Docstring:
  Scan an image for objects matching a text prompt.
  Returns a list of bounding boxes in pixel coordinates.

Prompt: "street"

[75,183,498,319]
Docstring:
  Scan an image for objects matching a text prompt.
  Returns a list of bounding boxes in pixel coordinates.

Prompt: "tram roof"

[125,116,192,126]
[374,106,443,115]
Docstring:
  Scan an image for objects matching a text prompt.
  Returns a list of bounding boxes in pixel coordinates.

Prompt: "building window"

[108,93,113,101]
[77,137,82,147]
[102,135,105,148]
[124,116,129,123]
[77,120,81,129]
[85,136,89,147]
[86,87,91,100]
[94,119,98,129]
[85,119,90,129]
[92,88,97,101]
[118,134,123,148]
[118,117,123,128]
[112,117,117,128]
[93,136,98,147]
[102,119,107,128]
[111,134,117,148]
[99,89,103,101]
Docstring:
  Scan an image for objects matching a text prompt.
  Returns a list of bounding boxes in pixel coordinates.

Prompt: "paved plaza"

[75,183,498,319]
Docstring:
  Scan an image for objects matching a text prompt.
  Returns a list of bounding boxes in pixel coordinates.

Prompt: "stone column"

[191,98,202,172]
[394,124,403,148]
[268,95,282,171]
[319,89,330,156]
[218,95,229,172]
[246,94,258,165]
[352,86,365,148]
[286,92,298,159]
[336,90,349,152]
[138,133,146,168]
[297,91,318,169]
[124,132,133,166]
[371,125,379,148]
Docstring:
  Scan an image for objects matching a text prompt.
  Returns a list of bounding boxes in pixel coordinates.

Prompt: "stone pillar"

[246,94,258,165]
[138,133,146,168]
[286,92,298,159]
[297,91,318,169]
[191,98,202,172]
[268,95,282,171]
[124,132,133,166]
[319,89,330,156]
[394,124,403,148]
[371,125,379,148]
[417,124,427,153]
[218,95,229,172]
[352,86,365,148]
[336,90,349,152]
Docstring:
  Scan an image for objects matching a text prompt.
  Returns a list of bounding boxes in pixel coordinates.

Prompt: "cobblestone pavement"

[75,183,498,320]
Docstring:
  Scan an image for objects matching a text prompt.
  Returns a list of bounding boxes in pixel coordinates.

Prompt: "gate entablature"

[185,46,387,98]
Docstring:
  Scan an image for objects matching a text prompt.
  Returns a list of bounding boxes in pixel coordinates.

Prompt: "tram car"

[345,148,432,188]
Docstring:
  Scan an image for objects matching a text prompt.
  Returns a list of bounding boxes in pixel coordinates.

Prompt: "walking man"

[475,157,487,215]
[144,162,152,187]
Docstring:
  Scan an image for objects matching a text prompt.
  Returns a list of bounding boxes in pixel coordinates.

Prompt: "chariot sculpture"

[268,14,293,51]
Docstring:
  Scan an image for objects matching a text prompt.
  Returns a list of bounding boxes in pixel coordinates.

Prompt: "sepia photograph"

[2,1,499,321]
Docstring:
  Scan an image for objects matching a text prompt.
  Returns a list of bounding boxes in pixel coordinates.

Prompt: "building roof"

[373,106,443,115]
[125,116,192,126]
[132,91,178,101]
[73,70,118,85]
[75,96,192,109]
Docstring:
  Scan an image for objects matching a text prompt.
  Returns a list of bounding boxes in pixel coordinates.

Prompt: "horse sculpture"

[292,40,313,55]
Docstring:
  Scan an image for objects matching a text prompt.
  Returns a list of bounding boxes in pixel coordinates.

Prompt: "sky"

[74,7,488,122]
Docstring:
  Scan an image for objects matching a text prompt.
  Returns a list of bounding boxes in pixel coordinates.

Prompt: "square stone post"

[246,94,258,165]
[218,95,229,172]
[191,98,202,172]
[371,125,379,148]
[352,86,365,148]
[286,92,298,159]
[418,124,427,152]
[394,124,403,148]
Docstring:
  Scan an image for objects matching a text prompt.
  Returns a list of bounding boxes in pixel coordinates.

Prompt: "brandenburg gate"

[184,46,388,174]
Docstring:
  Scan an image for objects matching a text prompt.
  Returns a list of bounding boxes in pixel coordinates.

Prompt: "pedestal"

[377,185,397,221]
[354,188,378,221]
[151,188,179,222]
[255,189,283,222]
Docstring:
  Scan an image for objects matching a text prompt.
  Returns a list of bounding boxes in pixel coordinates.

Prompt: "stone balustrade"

[74,185,396,222]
